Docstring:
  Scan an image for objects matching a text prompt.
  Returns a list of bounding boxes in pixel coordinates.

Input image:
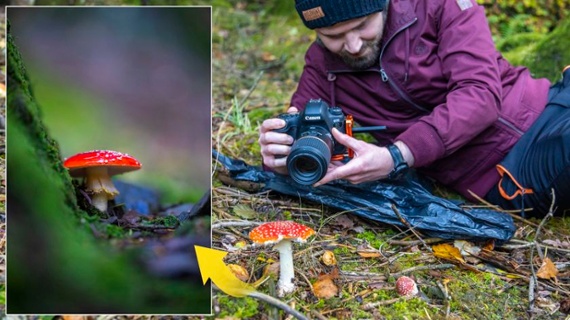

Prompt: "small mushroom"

[249,221,315,296]
[64,150,142,212]
[395,276,418,297]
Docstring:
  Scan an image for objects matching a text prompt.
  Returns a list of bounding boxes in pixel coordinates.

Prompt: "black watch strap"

[387,144,409,180]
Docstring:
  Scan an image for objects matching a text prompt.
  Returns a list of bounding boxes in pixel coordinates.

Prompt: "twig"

[528,188,556,314]
[310,310,329,320]
[213,284,309,320]
[534,189,556,260]
[391,263,456,278]
[391,204,431,252]
[436,280,451,318]
[212,220,262,229]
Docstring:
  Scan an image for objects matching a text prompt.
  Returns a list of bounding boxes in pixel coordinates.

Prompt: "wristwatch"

[386,144,409,180]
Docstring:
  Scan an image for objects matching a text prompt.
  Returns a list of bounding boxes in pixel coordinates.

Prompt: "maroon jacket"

[290,0,551,200]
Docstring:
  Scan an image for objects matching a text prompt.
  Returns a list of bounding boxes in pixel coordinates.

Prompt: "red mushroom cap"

[249,221,315,245]
[395,276,418,297]
[64,150,142,177]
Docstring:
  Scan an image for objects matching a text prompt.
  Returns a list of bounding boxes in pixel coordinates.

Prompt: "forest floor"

[209,4,570,320]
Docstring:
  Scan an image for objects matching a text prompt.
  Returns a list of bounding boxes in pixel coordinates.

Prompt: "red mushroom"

[249,221,315,296]
[395,276,418,297]
[64,150,142,212]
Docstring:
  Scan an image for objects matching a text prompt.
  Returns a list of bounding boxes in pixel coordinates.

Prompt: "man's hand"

[314,128,396,186]
[258,107,298,175]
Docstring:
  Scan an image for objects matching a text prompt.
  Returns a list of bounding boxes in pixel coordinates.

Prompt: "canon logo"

[305,116,321,120]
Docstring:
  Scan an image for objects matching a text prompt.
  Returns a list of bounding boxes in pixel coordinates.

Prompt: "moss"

[105,224,127,238]
[7,23,79,216]
[216,295,260,318]
[356,230,385,249]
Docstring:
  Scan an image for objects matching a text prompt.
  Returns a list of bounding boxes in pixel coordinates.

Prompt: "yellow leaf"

[536,257,558,279]
[432,243,465,263]
[227,263,249,282]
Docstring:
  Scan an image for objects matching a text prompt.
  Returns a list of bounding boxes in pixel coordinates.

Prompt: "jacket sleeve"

[290,43,333,111]
[397,0,502,168]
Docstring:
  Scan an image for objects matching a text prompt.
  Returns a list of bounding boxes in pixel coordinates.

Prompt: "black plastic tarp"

[213,149,516,241]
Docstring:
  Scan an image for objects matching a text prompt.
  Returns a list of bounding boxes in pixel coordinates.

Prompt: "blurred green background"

[8,7,211,204]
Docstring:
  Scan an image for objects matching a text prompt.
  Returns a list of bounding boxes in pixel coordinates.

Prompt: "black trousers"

[485,69,570,217]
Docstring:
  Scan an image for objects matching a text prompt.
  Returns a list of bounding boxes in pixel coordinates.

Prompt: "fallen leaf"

[233,204,256,219]
[454,240,481,256]
[313,275,338,299]
[321,250,337,266]
[432,243,465,263]
[536,257,558,279]
[333,214,354,229]
[357,242,381,258]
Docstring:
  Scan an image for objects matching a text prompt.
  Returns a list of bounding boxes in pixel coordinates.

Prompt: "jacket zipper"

[378,18,431,114]
[497,117,524,136]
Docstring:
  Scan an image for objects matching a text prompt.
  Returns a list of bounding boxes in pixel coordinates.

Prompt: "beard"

[338,37,382,70]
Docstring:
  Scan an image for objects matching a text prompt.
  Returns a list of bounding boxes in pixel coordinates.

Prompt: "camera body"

[274,99,354,185]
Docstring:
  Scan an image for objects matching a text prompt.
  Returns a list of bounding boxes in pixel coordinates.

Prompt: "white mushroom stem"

[84,167,119,212]
[273,239,295,297]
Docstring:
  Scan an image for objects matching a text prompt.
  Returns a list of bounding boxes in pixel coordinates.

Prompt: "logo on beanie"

[302,6,325,22]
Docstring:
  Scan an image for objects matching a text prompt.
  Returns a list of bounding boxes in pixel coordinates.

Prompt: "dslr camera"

[274,99,385,185]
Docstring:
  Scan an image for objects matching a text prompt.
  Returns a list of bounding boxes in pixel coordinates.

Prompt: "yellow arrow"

[194,245,256,297]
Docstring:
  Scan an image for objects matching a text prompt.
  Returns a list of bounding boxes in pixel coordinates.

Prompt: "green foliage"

[216,295,260,318]
[478,0,569,38]
[105,224,127,238]
[522,18,570,81]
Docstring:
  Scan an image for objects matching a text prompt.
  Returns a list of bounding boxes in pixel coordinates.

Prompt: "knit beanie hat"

[295,0,387,29]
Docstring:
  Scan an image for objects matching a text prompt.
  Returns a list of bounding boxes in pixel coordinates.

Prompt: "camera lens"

[287,135,332,185]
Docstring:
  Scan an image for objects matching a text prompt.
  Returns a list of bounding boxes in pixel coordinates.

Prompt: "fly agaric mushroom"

[249,221,315,296]
[64,150,142,212]
[396,276,418,297]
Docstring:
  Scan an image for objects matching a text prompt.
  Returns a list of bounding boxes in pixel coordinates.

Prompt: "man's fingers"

[260,118,287,133]
[332,128,363,151]
[287,107,299,114]
[259,131,294,145]
[315,162,356,186]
